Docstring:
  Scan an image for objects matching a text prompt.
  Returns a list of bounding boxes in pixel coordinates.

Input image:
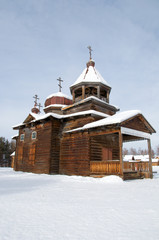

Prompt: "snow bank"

[0,168,159,240]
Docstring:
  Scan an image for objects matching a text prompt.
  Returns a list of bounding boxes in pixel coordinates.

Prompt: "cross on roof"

[57,77,63,92]
[37,103,43,113]
[33,94,39,106]
[87,45,93,60]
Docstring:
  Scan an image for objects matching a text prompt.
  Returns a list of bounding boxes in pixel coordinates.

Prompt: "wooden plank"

[119,130,123,177]
[148,139,153,178]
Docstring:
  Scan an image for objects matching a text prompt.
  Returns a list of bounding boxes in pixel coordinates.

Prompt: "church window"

[32,131,37,139]
[20,134,25,141]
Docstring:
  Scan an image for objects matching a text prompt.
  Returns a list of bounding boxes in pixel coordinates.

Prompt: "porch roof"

[65,110,155,138]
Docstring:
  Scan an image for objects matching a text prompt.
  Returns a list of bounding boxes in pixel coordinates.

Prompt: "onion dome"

[44,92,73,114]
[31,105,40,114]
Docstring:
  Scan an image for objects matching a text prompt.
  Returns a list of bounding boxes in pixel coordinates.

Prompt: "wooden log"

[148,139,153,178]
[119,131,123,177]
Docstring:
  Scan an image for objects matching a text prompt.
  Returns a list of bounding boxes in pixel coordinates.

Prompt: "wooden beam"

[82,86,85,100]
[97,86,100,98]
[89,129,120,137]
[72,90,75,103]
[106,91,109,103]
[119,130,123,177]
[147,139,153,178]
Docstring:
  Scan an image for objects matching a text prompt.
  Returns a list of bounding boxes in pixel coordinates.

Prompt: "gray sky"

[0,0,159,150]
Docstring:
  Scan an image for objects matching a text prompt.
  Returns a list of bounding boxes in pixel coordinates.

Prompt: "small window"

[20,134,25,141]
[32,131,37,139]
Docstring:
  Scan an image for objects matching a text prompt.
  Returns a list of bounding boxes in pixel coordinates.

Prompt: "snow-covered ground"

[0,168,159,240]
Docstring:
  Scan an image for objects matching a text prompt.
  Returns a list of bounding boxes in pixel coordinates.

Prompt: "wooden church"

[13,48,156,180]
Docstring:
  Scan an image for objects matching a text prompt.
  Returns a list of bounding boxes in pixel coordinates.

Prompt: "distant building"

[0,153,11,167]
[124,155,159,167]
[13,50,156,180]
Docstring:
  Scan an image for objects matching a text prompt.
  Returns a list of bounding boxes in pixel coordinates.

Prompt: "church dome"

[44,92,73,114]
[70,59,111,89]
[45,92,72,107]
[70,56,111,104]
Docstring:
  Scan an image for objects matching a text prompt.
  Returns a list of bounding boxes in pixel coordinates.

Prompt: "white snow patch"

[43,104,67,109]
[84,110,141,129]
[66,110,142,133]
[0,167,159,240]
[71,66,111,87]
[13,110,110,128]
[46,92,72,100]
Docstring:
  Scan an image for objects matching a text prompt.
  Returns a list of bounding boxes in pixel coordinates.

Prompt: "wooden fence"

[90,160,120,175]
[90,160,149,175]
[123,161,149,172]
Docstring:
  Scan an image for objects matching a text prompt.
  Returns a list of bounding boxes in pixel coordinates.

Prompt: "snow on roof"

[63,110,109,119]
[30,112,43,120]
[13,110,109,128]
[63,96,119,111]
[11,134,18,139]
[70,66,111,88]
[10,151,15,156]
[43,104,67,110]
[46,92,72,100]
[83,110,141,129]
[65,110,142,133]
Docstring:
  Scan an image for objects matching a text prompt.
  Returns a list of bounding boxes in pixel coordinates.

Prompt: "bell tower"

[70,46,111,104]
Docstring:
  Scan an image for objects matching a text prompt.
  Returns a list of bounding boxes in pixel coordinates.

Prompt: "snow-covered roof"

[70,65,111,88]
[63,96,119,111]
[83,110,141,129]
[30,112,43,120]
[46,92,72,100]
[65,110,142,133]
[13,110,109,129]
[43,104,67,110]
[10,151,15,156]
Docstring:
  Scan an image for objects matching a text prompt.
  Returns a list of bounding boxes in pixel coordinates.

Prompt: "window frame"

[31,131,37,140]
[20,134,25,141]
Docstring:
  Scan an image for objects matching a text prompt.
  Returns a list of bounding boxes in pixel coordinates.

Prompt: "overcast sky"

[0,0,159,150]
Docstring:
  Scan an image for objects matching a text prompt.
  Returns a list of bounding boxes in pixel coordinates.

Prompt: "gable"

[121,115,155,134]
[23,114,36,124]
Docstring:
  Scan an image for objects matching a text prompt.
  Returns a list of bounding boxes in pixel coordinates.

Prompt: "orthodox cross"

[57,77,63,92]
[37,103,43,113]
[33,94,39,106]
[87,45,93,60]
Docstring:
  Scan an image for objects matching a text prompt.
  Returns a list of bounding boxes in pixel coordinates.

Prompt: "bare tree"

[156,145,159,156]
[130,147,137,155]
[123,148,129,155]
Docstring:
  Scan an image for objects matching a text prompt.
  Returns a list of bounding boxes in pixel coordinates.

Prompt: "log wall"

[90,133,120,162]
[62,116,97,132]
[50,119,61,174]
[60,132,90,176]
[14,121,52,174]
[63,101,116,116]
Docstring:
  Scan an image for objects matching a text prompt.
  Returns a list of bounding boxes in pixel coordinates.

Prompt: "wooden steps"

[123,171,142,180]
